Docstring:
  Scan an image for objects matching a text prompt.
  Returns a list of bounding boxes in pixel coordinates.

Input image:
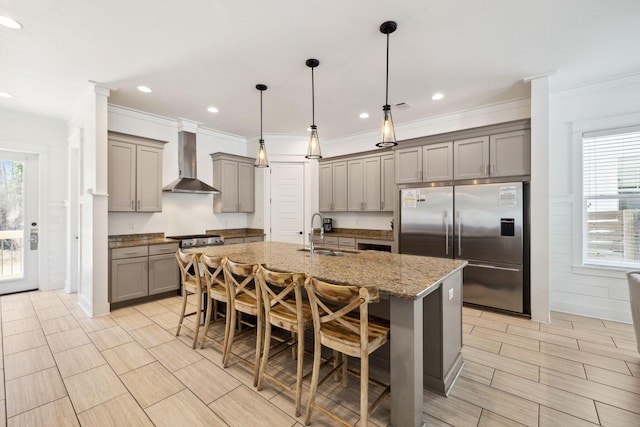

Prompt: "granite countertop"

[312,228,394,241]
[206,228,265,239]
[108,233,179,249]
[189,241,465,300]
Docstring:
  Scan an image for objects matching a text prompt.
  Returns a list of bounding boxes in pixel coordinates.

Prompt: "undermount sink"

[298,247,356,256]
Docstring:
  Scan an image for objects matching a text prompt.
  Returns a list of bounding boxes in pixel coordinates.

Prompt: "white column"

[77,82,112,316]
[526,74,552,323]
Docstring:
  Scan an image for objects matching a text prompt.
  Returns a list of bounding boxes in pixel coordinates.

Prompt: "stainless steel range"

[167,234,225,249]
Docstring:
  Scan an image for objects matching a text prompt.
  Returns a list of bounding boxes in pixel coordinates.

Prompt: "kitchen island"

[191,241,466,427]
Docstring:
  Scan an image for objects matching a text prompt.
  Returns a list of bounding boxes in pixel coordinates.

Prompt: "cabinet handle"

[131,200,134,210]
[381,201,384,210]
[124,251,139,255]
[492,164,496,175]
[423,171,426,181]
[137,200,140,210]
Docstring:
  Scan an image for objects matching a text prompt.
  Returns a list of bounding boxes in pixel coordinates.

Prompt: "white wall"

[549,74,640,322]
[107,106,251,236]
[0,108,68,290]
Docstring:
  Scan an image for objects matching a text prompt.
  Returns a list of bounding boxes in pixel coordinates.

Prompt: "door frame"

[0,140,49,292]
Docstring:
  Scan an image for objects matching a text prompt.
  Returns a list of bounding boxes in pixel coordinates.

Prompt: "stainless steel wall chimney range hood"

[162,130,221,194]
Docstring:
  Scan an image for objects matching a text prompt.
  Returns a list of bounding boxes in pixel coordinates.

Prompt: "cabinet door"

[237,161,255,212]
[363,157,381,211]
[423,142,453,182]
[319,163,333,212]
[395,146,422,183]
[453,136,489,179]
[220,160,239,212]
[347,159,364,211]
[136,145,163,212]
[489,130,531,177]
[110,257,148,302]
[108,141,136,212]
[381,154,395,212]
[332,161,348,211]
[148,253,179,295]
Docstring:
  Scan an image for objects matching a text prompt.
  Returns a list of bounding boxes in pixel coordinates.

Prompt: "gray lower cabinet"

[110,242,179,303]
[224,235,265,245]
[110,246,149,303]
[149,244,180,295]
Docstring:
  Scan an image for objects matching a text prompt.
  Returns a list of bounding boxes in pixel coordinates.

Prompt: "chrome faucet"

[310,212,324,253]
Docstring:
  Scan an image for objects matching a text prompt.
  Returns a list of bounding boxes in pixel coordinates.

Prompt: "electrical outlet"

[448,288,454,300]
[129,223,134,230]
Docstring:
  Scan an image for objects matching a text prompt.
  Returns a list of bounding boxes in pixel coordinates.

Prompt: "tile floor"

[1,289,639,426]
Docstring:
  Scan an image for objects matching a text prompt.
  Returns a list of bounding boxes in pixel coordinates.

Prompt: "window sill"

[572,265,630,279]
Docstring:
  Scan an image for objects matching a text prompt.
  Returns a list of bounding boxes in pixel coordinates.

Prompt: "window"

[583,127,640,268]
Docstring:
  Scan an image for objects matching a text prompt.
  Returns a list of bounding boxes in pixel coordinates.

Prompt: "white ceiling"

[1,0,639,140]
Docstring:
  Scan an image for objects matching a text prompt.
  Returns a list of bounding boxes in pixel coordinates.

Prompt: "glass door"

[0,151,38,293]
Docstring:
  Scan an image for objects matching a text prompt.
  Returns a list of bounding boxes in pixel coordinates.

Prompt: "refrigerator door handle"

[467,263,521,272]
[456,210,462,256]
[444,210,449,255]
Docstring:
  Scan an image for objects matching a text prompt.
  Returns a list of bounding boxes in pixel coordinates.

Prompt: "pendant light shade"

[376,21,398,148]
[255,84,269,168]
[305,58,322,159]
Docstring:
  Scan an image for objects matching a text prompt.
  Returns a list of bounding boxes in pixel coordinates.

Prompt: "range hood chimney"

[162,130,221,194]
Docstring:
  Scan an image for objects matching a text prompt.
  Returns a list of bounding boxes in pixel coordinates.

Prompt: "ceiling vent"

[395,102,412,110]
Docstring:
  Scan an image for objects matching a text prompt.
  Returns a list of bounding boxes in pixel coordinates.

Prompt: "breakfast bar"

[192,241,467,427]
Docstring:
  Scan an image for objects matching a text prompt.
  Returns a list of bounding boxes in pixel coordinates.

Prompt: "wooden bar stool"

[303,277,390,427]
[255,265,311,417]
[222,258,262,386]
[199,254,228,349]
[175,249,205,349]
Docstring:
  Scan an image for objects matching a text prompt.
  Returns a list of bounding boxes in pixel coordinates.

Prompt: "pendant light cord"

[260,90,263,139]
[385,33,390,106]
[311,66,316,126]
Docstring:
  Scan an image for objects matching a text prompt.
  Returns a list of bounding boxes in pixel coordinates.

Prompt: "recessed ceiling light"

[137,85,152,93]
[207,106,219,113]
[0,92,12,98]
[432,93,444,101]
[0,16,22,30]
[359,112,370,119]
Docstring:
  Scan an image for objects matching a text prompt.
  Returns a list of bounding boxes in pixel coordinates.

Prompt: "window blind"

[583,128,640,268]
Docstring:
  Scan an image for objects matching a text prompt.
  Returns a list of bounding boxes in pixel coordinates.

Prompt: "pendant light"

[376,20,398,148]
[305,58,322,159]
[255,84,269,168]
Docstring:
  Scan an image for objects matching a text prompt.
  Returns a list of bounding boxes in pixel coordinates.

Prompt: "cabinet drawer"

[149,243,179,256]
[323,236,340,246]
[243,236,264,243]
[224,237,244,245]
[111,245,148,260]
[338,237,356,248]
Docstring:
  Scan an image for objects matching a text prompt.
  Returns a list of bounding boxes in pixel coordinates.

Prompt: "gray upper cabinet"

[423,142,453,182]
[381,154,395,212]
[453,136,490,180]
[347,157,382,212]
[395,142,453,183]
[324,152,393,213]
[211,153,255,213]
[453,130,530,179]
[319,161,347,212]
[108,132,165,212]
[489,130,531,177]
[395,146,422,184]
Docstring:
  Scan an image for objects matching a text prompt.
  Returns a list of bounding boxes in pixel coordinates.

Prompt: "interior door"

[0,151,39,293]
[270,162,304,244]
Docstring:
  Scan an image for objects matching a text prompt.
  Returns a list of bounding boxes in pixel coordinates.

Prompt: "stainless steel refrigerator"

[399,182,529,314]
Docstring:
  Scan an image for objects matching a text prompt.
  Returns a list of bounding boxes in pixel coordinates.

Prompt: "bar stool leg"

[200,294,213,349]
[176,287,188,336]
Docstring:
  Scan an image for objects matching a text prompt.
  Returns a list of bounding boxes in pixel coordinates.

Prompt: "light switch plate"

[448,288,454,300]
